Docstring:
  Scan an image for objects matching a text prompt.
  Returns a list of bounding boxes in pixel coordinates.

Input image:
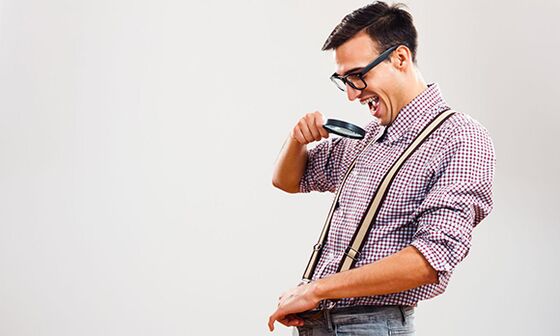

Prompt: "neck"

[395,69,428,112]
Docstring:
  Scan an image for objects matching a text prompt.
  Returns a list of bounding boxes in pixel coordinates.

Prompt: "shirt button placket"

[338,205,344,217]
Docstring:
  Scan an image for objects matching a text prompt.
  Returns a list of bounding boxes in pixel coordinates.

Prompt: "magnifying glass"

[323,119,366,140]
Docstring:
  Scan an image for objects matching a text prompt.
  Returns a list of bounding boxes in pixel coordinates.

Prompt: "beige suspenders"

[302,109,455,283]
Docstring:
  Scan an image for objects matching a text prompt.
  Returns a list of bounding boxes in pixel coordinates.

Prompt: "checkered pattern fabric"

[300,83,495,308]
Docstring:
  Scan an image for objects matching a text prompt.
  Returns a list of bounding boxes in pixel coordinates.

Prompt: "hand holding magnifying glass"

[290,112,365,144]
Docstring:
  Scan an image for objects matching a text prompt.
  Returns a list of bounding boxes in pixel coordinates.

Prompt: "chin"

[375,113,388,125]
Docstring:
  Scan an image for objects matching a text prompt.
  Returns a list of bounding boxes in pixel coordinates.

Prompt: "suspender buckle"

[313,243,323,251]
[344,247,361,261]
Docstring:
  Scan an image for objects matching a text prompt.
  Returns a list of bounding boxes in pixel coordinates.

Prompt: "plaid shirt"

[300,83,495,308]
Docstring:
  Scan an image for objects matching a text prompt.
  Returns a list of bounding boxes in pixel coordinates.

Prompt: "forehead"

[333,32,379,75]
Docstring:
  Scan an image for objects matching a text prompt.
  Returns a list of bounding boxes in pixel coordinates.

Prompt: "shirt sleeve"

[410,121,496,283]
[299,137,349,193]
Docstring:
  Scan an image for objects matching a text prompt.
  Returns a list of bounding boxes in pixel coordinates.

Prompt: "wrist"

[309,279,327,302]
[288,131,303,146]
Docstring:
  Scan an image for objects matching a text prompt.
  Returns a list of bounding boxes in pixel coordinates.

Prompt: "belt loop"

[399,306,406,325]
[323,308,334,332]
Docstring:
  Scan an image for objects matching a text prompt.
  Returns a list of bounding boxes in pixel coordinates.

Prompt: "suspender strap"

[302,109,455,282]
[338,109,455,272]
[303,132,383,282]
[301,129,385,281]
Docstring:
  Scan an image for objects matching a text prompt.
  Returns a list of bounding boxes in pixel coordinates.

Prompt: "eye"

[346,74,362,85]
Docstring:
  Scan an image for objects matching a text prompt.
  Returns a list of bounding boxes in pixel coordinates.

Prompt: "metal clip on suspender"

[302,109,455,283]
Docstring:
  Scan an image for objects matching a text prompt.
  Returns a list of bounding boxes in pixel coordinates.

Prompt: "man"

[268,2,495,335]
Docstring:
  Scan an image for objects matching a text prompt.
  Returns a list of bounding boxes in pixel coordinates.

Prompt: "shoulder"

[423,110,496,177]
[437,111,494,147]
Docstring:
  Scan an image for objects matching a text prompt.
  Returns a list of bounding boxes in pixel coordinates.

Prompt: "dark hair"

[322,2,418,63]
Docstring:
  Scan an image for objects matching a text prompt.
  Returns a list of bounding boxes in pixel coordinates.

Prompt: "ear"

[391,45,412,71]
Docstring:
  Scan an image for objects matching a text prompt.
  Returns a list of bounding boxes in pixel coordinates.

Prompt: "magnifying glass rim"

[323,119,366,139]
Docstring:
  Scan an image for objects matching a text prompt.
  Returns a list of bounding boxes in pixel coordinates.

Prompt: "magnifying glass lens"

[323,119,366,140]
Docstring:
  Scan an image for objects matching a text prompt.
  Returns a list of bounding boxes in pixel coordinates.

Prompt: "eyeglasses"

[330,45,398,92]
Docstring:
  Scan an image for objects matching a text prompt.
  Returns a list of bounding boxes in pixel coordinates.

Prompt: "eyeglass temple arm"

[360,45,399,75]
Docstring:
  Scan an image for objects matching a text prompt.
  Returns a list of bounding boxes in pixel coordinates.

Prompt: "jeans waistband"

[296,304,414,331]
[296,305,416,333]
[298,305,413,319]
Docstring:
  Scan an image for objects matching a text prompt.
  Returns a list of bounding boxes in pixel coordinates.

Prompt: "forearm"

[272,135,308,193]
[313,246,438,300]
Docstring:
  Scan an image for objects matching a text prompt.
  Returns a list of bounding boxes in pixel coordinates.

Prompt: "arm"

[268,246,435,331]
[271,136,308,193]
[272,111,329,193]
[313,245,437,299]
[410,121,495,284]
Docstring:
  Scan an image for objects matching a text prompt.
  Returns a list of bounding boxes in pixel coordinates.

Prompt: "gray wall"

[0,0,558,335]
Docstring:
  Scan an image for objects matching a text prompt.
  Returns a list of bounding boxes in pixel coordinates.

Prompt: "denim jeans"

[294,305,415,336]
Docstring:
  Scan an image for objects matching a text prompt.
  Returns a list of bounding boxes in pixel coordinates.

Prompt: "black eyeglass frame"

[330,45,399,91]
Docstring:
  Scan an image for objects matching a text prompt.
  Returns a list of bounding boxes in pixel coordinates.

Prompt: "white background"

[1,0,559,335]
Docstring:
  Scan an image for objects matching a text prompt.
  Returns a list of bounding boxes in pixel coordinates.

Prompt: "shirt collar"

[380,83,449,144]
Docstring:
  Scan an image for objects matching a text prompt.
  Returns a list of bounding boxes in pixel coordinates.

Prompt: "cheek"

[379,95,389,110]
[364,85,381,96]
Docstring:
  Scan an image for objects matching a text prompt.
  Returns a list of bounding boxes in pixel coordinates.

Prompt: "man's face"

[333,31,402,126]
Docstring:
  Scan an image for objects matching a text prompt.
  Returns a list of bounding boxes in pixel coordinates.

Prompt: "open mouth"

[361,96,380,117]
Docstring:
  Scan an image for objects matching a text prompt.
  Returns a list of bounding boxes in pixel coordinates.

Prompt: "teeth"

[361,96,379,105]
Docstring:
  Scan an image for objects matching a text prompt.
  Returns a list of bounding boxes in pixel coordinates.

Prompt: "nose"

[346,85,361,102]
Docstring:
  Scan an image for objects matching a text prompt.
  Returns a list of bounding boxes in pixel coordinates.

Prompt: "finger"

[268,311,283,332]
[315,116,330,138]
[298,120,315,144]
[278,317,291,327]
[309,111,328,139]
[291,127,306,145]
[278,318,303,327]
[305,115,322,141]
[282,315,304,327]
[313,111,325,125]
